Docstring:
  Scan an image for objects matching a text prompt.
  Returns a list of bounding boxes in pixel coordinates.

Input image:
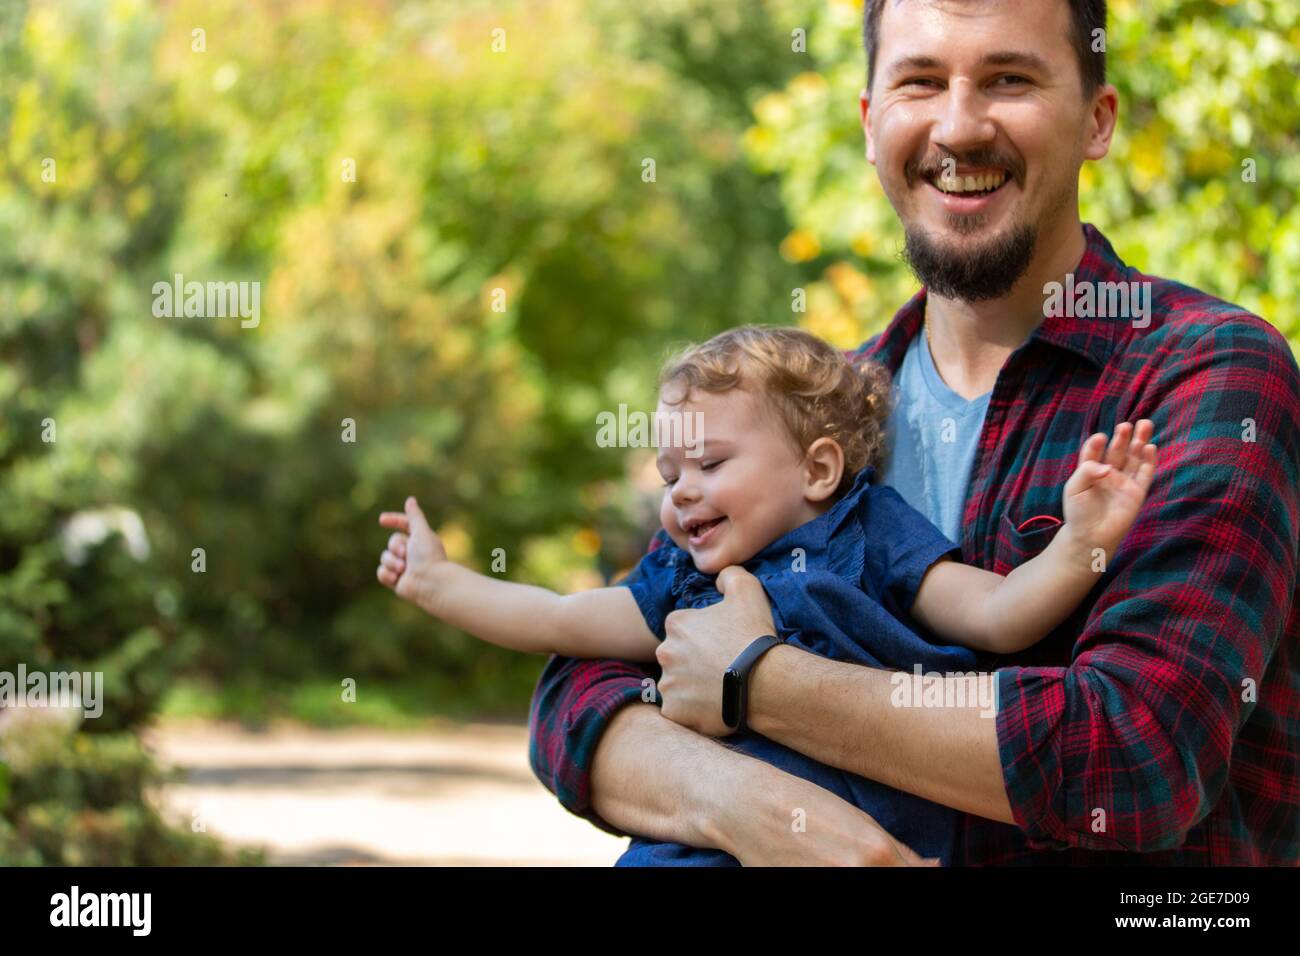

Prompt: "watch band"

[722,634,783,734]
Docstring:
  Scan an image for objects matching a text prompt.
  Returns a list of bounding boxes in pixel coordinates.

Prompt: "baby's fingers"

[388,532,407,558]
[1077,431,1108,467]
[1065,458,1112,499]
[379,511,410,532]
[380,549,405,575]
[1105,421,1134,469]
[1133,442,1158,492]
[377,564,399,589]
[1125,419,1155,474]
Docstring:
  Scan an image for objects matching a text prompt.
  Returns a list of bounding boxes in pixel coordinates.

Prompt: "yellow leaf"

[572,528,601,557]
[781,228,821,262]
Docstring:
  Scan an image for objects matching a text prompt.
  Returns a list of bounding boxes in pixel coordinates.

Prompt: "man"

[528,0,1300,864]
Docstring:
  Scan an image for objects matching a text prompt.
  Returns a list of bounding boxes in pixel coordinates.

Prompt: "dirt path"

[143,719,628,866]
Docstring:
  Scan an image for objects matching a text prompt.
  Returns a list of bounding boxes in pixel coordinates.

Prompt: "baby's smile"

[681,512,733,541]
[682,514,728,547]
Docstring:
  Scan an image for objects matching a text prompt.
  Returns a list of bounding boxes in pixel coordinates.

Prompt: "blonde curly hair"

[658,325,894,500]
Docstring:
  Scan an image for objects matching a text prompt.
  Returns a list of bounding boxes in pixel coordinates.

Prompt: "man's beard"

[902,219,1037,302]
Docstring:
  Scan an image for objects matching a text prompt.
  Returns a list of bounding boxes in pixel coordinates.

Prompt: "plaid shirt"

[528,223,1300,865]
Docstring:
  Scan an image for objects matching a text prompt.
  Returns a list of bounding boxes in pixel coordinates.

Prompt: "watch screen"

[721,669,741,728]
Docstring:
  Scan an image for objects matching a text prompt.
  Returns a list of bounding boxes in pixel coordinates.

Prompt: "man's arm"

[743,316,1300,851]
[528,652,743,844]
[529,656,943,864]
[595,704,947,865]
[748,650,1013,821]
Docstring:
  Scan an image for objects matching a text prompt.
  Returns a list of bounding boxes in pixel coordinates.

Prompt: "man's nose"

[933,79,996,157]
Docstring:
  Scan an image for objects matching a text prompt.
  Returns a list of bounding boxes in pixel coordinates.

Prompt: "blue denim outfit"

[615,466,977,866]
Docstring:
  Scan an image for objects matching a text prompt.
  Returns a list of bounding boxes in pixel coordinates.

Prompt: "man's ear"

[860,87,877,166]
[803,437,846,504]
[1083,83,1119,161]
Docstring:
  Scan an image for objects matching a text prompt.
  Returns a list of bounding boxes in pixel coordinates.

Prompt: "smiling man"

[527,0,1300,865]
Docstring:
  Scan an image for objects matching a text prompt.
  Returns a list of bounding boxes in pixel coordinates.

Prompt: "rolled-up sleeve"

[996,316,1300,852]
[527,654,656,836]
[526,532,673,835]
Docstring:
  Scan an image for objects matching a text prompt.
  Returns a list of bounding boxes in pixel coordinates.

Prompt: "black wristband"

[721,634,783,733]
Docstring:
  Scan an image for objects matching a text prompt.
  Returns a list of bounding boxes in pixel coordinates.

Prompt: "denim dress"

[615,466,978,866]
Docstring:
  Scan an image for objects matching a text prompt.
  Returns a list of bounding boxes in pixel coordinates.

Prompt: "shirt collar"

[861,223,1133,374]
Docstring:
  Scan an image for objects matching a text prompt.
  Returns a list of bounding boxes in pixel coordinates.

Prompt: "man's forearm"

[745,645,1015,824]
[589,702,764,853]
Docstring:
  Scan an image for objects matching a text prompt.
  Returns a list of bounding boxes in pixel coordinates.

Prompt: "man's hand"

[657,565,776,736]
[376,496,450,615]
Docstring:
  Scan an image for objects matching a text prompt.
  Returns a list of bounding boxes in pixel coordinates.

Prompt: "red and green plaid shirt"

[528,223,1300,865]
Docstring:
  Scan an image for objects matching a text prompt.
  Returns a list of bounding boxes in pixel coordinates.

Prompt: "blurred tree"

[0,0,246,864]
[144,0,811,686]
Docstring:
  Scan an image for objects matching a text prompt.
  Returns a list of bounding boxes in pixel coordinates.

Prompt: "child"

[376,325,1157,865]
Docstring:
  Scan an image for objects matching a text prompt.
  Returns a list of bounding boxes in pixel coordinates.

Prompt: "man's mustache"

[907,149,1024,186]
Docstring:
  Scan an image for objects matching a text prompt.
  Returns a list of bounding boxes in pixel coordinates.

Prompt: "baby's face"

[655,385,821,575]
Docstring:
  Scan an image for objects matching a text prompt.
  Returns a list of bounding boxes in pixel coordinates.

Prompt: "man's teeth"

[933,171,1007,194]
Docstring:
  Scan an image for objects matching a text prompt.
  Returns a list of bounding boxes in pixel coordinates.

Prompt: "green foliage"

[0,718,256,865]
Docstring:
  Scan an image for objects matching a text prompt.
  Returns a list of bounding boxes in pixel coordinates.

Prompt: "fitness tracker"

[721,634,783,733]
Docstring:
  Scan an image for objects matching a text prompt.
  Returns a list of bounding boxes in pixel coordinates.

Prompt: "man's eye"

[995,74,1030,86]
[902,77,941,89]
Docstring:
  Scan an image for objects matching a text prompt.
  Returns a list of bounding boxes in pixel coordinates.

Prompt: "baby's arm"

[909,420,1157,654]
[376,497,659,662]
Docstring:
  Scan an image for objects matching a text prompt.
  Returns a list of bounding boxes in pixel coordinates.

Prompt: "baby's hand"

[377,496,450,614]
[1061,420,1158,562]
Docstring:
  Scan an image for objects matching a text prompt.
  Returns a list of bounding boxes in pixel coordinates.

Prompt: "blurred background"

[0,0,1295,864]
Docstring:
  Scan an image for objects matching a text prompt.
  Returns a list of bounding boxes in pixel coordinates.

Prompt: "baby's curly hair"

[658,325,894,500]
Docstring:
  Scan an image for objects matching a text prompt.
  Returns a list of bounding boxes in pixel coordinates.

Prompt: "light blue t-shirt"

[879,330,992,545]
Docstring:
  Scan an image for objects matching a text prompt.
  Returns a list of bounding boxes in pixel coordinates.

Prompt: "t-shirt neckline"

[913,326,993,410]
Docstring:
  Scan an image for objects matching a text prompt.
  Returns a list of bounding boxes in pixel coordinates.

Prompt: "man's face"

[862,0,1100,299]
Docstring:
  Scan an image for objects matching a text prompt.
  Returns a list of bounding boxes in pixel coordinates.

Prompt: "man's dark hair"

[863,0,1107,95]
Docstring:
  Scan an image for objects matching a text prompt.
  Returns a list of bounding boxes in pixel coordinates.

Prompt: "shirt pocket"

[992,511,1062,576]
